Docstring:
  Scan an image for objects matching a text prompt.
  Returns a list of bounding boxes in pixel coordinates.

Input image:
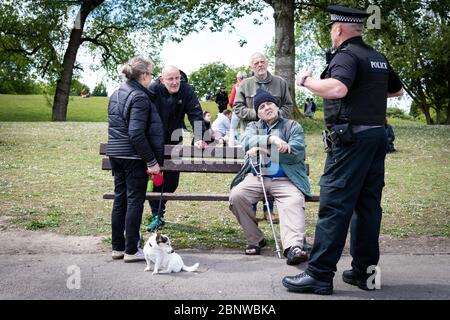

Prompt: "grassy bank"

[0,94,109,122]
[0,122,448,249]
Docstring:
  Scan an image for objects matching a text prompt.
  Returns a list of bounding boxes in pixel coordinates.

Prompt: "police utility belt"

[322,123,382,152]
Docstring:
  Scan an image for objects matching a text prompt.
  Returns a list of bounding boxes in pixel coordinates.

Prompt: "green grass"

[0,95,221,124]
[0,94,108,122]
[0,121,448,250]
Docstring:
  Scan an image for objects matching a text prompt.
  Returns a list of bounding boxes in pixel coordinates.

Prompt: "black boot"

[282,272,333,295]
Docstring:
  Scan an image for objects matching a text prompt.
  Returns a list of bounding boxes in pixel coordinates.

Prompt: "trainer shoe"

[123,248,145,263]
[286,246,308,265]
[146,215,165,232]
[111,250,124,260]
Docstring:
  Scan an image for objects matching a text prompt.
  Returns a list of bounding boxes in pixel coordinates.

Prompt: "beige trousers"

[229,174,306,251]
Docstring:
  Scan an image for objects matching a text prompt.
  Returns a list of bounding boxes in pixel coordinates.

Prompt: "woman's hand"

[146,163,161,176]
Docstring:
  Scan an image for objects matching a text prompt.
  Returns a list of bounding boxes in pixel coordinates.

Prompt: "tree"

[365,0,449,125]
[189,62,248,100]
[92,82,107,96]
[70,79,90,96]
[0,61,42,94]
[1,0,264,121]
[293,0,450,125]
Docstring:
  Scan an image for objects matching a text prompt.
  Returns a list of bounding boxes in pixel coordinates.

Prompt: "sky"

[80,7,275,92]
[159,8,275,75]
[79,6,409,110]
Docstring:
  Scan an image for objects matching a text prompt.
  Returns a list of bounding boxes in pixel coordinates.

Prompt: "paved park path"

[1,250,449,300]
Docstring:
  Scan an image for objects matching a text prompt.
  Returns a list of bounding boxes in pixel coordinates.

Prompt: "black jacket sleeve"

[183,84,206,142]
[128,95,156,165]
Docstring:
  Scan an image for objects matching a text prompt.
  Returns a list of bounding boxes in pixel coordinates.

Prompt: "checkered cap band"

[330,14,364,23]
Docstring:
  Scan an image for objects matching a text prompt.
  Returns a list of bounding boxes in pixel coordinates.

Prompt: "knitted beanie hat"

[253,88,279,112]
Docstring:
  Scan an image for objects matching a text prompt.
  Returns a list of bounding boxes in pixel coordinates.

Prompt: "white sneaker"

[123,248,145,263]
[111,250,124,260]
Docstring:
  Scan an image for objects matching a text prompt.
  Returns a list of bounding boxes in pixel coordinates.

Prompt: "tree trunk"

[413,79,434,125]
[436,107,441,124]
[420,102,433,125]
[446,100,450,125]
[271,0,302,120]
[52,0,104,121]
[446,59,450,124]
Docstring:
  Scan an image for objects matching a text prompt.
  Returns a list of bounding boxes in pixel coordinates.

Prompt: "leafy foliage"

[189,62,249,100]
[92,82,107,96]
[386,107,411,120]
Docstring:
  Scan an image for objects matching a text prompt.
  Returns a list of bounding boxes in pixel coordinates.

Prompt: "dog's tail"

[182,262,199,272]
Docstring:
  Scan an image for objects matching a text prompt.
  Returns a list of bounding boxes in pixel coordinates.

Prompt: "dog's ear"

[156,232,161,242]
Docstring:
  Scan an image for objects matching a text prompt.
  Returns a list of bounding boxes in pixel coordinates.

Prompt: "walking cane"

[249,154,282,259]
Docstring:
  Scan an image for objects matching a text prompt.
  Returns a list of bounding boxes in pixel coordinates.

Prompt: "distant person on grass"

[215,86,229,113]
[147,65,207,231]
[107,56,164,262]
[211,109,232,145]
[202,111,215,144]
[228,71,247,145]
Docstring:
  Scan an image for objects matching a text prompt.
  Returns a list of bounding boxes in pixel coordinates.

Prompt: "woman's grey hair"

[121,56,154,81]
[236,71,247,79]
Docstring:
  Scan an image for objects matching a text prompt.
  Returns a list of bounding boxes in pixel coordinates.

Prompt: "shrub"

[387,107,413,120]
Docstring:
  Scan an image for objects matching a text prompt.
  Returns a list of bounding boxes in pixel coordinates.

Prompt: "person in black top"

[282,5,403,295]
[107,56,164,262]
[147,65,207,231]
[202,110,215,144]
[304,98,316,118]
[215,86,229,113]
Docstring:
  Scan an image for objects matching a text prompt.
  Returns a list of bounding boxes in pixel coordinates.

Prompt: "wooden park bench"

[100,143,319,202]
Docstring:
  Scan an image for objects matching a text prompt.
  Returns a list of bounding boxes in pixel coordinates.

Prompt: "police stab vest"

[321,37,389,127]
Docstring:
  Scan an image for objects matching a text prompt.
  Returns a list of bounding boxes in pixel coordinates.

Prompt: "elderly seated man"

[229,88,312,265]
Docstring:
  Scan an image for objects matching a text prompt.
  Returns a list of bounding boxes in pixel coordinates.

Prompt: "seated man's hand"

[246,147,269,158]
[194,140,208,149]
[268,136,291,154]
[246,147,259,158]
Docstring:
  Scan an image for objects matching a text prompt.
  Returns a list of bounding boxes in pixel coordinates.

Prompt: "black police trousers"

[306,127,387,282]
[110,157,148,255]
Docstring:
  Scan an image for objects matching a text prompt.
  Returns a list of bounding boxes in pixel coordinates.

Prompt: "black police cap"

[327,5,370,26]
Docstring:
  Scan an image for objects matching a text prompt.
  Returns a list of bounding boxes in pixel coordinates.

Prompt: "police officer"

[282,5,403,295]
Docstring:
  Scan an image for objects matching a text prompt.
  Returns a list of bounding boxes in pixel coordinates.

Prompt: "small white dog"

[143,233,199,274]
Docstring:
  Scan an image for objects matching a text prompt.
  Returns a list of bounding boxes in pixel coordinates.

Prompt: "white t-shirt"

[212,112,231,137]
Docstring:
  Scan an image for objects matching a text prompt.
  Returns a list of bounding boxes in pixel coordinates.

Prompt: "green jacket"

[233,72,293,131]
[230,116,312,198]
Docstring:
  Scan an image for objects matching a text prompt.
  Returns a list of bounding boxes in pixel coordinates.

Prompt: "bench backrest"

[100,143,245,173]
[100,143,309,175]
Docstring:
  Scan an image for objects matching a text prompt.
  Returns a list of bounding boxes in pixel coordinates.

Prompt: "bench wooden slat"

[99,143,245,159]
[103,192,231,201]
[102,157,309,175]
[102,158,242,173]
[102,192,319,202]
[100,142,317,201]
